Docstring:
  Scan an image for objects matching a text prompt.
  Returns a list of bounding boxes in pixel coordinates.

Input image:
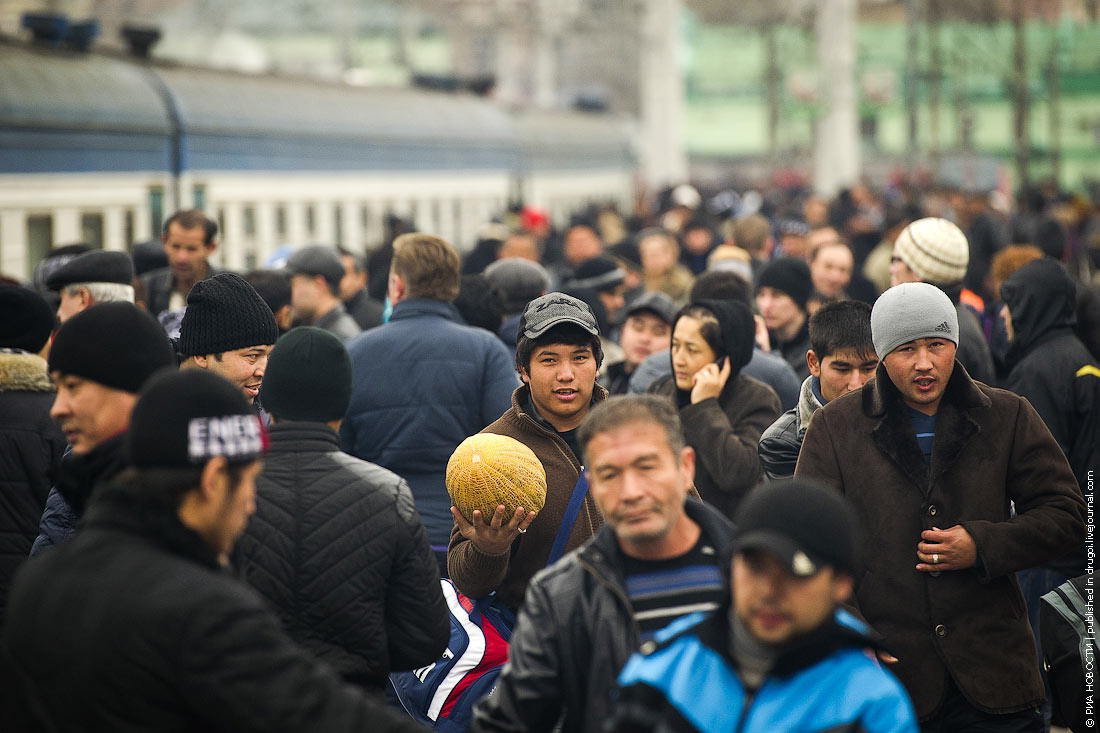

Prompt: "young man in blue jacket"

[609,479,917,733]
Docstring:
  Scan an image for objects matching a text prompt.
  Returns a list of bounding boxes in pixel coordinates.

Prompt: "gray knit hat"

[871,282,959,359]
[893,217,969,285]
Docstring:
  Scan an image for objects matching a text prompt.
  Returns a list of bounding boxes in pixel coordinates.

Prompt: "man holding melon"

[448,292,608,613]
[466,394,735,733]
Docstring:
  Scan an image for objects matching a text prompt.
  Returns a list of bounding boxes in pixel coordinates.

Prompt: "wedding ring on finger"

[932,554,939,565]
[518,528,528,534]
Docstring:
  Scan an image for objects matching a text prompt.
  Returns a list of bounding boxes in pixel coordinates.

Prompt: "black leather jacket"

[757,376,822,480]
[234,421,449,689]
[471,500,734,733]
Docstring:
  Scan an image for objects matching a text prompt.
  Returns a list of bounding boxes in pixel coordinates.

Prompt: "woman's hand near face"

[690,356,731,404]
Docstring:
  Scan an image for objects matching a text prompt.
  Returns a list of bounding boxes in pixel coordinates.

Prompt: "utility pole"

[813,0,859,196]
[1012,0,1030,194]
[639,0,688,189]
[904,0,920,178]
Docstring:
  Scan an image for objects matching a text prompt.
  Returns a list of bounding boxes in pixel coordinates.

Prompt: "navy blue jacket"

[611,609,917,733]
[340,298,518,547]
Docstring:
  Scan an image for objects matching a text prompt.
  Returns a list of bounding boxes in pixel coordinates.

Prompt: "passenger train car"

[0,38,636,278]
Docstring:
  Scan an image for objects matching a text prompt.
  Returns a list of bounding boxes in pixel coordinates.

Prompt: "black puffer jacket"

[2,481,424,733]
[471,500,734,733]
[234,422,449,689]
[757,375,823,480]
[0,350,64,622]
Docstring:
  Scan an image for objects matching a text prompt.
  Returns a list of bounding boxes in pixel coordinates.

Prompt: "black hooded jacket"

[650,300,781,519]
[1001,258,1099,494]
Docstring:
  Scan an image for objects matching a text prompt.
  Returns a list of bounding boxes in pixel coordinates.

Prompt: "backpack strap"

[546,470,588,566]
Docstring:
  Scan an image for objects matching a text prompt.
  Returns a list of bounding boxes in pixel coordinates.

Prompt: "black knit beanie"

[756,257,812,312]
[48,302,175,393]
[127,369,268,469]
[178,273,279,357]
[0,284,55,353]
[259,327,352,422]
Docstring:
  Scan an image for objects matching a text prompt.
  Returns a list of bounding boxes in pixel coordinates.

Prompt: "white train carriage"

[0,38,636,280]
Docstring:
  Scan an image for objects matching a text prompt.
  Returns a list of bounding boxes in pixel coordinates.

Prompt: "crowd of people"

[0,177,1097,732]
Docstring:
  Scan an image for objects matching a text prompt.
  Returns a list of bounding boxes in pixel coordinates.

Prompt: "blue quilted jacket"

[340,299,518,547]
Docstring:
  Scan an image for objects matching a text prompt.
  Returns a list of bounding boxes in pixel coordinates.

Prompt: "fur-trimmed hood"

[0,350,54,393]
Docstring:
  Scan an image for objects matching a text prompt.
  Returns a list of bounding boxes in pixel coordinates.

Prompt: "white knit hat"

[893,217,970,285]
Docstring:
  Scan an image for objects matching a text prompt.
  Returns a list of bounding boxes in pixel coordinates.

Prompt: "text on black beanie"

[48,302,176,393]
[127,369,268,469]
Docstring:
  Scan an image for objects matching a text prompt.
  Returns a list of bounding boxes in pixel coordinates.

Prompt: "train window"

[275,206,287,237]
[243,206,256,237]
[26,215,53,270]
[149,187,164,238]
[124,210,135,250]
[305,205,316,236]
[193,185,206,212]
[431,200,442,236]
[334,206,344,247]
[81,213,104,250]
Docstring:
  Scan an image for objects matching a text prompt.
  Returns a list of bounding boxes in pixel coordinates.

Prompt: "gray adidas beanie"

[871,282,959,360]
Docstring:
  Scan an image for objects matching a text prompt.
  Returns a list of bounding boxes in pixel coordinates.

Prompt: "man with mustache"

[796,282,1084,732]
[469,395,734,733]
[141,209,221,323]
[178,273,279,411]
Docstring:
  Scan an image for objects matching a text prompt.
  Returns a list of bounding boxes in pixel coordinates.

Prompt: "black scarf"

[55,432,128,518]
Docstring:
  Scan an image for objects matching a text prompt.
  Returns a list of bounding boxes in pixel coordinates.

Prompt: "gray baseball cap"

[285,245,344,289]
[519,292,599,339]
[624,291,677,325]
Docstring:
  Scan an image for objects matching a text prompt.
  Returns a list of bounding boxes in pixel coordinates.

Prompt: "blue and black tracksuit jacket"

[610,608,918,733]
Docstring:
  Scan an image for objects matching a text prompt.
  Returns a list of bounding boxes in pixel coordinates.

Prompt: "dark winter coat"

[1040,574,1093,733]
[340,298,518,547]
[796,360,1085,720]
[955,302,996,386]
[0,350,64,622]
[448,385,607,612]
[1002,258,1100,488]
[758,375,823,480]
[650,374,781,520]
[343,288,384,331]
[234,421,449,690]
[771,319,812,381]
[470,500,734,733]
[313,303,362,341]
[29,431,129,556]
[1,481,424,733]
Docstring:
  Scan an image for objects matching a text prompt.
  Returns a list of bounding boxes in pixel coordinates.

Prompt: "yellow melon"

[447,433,547,524]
